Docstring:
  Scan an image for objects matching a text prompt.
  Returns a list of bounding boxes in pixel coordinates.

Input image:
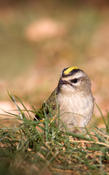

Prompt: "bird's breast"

[57,93,94,127]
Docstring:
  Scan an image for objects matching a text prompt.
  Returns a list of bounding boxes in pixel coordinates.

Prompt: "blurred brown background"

[0,0,109,125]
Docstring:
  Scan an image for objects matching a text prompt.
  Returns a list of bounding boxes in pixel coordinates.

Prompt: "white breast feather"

[57,93,94,127]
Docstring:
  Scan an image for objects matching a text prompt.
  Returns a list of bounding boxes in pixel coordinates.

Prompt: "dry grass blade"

[70,139,109,148]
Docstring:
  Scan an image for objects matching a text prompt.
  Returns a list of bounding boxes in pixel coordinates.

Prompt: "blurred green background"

[0,0,109,115]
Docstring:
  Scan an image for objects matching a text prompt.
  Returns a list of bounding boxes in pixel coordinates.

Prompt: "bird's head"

[57,66,91,95]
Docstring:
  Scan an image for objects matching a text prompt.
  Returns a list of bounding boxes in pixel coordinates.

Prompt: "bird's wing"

[34,88,58,120]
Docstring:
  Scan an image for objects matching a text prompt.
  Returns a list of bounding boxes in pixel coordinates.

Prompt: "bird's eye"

[70,78,78,83]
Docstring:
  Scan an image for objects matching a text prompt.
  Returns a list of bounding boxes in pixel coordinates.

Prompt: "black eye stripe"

[70,78,78,83]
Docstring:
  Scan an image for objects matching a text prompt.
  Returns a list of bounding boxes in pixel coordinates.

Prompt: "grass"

[0,95,109,175]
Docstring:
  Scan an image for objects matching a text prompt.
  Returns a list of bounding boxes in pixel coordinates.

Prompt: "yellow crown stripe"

[64,66,79,75]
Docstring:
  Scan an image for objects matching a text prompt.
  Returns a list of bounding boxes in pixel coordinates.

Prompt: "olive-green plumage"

[35,89,58,120]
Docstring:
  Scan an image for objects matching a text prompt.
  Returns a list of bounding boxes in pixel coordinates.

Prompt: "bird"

[34,66,94,132]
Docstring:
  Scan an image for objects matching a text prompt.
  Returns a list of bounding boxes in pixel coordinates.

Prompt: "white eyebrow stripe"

[71,76,84,80]
[72,72,85,79]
